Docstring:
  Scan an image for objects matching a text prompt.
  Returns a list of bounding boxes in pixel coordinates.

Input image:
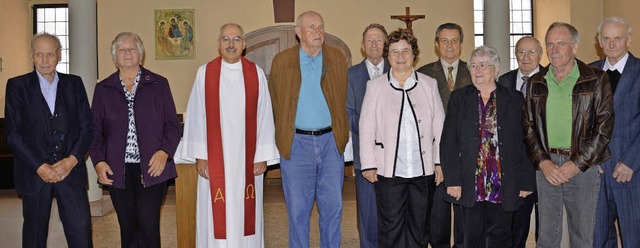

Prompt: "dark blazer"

[440,83,536,211]
[591,53,640,187]
[346,59,390,169]
[5,71,93,195]
[497,65,547,91]
[417,60,472,112]
[89,67,181,189]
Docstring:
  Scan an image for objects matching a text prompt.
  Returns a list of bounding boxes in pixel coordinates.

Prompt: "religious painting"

[155,9,195,60]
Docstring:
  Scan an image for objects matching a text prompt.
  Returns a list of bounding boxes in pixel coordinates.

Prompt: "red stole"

[204,56,259,239]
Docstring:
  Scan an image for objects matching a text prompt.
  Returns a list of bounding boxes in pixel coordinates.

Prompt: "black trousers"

[429,183,464,248]
[108,163,167,248]
[21,180,93,248]
[375,175,433,248]
[511,192,538,248]
[461,201,513,248]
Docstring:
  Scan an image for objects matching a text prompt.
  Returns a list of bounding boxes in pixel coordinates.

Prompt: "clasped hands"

[37,155,78,183]
[539,159,580,186]
[95,150,170,185]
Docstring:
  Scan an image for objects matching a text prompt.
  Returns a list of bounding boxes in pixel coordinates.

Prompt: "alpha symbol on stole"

[214,188,225,203]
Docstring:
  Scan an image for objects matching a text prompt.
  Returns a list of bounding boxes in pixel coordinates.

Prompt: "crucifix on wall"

[391,7,425,33]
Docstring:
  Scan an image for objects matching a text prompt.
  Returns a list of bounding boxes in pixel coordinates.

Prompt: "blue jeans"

[281,132,345,248]
[536,153,600,248]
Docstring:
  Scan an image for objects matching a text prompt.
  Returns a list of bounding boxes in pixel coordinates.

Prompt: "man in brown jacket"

[523,22,613,248]
[268,11,349,248]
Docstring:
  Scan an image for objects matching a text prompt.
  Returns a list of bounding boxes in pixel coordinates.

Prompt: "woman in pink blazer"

[359,28,445,248]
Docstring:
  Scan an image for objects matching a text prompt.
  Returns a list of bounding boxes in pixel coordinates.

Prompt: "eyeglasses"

[469,63,495,71]
[117,48,138,54]
[389,49,413,58]
[516,49,541,57]
[220,36,243,45]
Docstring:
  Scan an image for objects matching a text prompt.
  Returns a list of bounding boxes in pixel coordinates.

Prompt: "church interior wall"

[1,0,639,117]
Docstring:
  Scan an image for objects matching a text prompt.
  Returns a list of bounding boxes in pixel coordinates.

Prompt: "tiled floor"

[0,177,538,247]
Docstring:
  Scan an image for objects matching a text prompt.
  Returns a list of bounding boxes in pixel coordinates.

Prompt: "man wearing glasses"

[182,23,279,248]
[497,36,545,248]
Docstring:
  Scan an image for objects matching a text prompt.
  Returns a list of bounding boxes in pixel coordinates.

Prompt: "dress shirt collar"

[35,70,59,85]
[440,58,460,71]
[517,66,540,79]
[604,52,629,73]
[365,59,385,79]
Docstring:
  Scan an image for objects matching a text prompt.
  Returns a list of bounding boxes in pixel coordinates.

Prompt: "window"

[474,0,533,69]
[33,4,69,74]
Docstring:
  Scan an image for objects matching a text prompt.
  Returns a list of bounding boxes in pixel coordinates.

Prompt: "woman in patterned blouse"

[89,32,182,248]
[440,46,536,248]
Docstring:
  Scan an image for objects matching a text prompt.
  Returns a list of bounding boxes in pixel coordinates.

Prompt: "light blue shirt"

[36,70,59,114]
[295,48,332,129]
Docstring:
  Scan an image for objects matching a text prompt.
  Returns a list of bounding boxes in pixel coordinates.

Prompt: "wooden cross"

[391,7,425,32]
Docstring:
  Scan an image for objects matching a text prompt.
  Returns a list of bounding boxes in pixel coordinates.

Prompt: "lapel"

[29,71,60,116]
[357,60,370,81]
[463,85,480,123]
[616,53,639,103]
[456,61,471,88]
[383,60,391,74]
[54,73,69,115]
[495,83,510,116]
[431,61,450,95]
[508,70,518,89]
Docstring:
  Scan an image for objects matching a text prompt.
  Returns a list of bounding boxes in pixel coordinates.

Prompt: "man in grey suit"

[347,23,390,248]
[416,22,471,248]
[591,17,640,248]
[497,36,544,248]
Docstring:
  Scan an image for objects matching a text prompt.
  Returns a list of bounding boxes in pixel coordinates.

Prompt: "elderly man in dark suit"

[591,17,640,248]
[347,23,390,248]
[416,22,472,248]
[4,33,93,248]
[497,36,544,248]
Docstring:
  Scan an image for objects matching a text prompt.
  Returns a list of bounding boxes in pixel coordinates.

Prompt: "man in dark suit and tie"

[591,17,640,248]
[497,36,545,248]
[5,33,93,248]
[347,23,390,248]
[416,22,472,248]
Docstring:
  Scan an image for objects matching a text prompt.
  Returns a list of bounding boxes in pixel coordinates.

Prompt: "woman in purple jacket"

[89,32,181,248]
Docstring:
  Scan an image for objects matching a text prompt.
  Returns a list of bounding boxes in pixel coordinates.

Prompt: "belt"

[549,148,572,156]
[295,127,332,136]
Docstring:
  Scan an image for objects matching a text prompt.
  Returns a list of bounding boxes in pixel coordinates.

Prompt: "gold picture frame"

[155,9,195,60]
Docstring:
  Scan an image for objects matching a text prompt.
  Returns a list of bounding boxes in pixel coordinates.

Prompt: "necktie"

[373,66,380,78]
[520,76,530,96]
[447,66,455,91]
[606,69,621,92]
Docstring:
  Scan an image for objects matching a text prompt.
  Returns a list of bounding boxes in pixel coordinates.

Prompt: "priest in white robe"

[181,23,278,248]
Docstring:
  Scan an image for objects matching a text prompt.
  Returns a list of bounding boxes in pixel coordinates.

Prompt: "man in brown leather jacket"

[523,22,614,248]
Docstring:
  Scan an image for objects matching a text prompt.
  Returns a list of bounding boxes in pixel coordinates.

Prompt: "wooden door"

[243,25,352,178]
[244,25,352,78]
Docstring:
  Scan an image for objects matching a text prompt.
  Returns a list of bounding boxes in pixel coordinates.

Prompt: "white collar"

[440,58,460,70]
[389,68,417,90]
[517,66,540,79]
[604,52,629,73]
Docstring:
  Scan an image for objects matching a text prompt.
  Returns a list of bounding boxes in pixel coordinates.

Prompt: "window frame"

[32,4,70,74]
[473,0,535,70]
